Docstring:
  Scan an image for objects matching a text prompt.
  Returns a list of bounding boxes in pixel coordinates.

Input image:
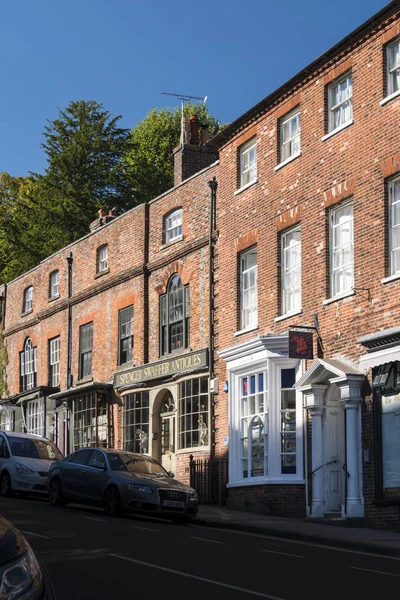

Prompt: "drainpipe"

[66,252,73,455]
[143,203,150,365]
[207,176,218,459]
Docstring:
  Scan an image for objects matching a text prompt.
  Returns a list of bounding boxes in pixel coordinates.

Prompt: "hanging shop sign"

[114,349,208,388]
[289,330,314,359]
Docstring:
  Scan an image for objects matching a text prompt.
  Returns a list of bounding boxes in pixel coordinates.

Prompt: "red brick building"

[212,0,400,529]
[0,129,218,485]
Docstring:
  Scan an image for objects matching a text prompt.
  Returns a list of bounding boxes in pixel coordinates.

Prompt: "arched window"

[20,338,37,392]
[23,286,33,313]
[49,270,60,298]
[159,274,190,356]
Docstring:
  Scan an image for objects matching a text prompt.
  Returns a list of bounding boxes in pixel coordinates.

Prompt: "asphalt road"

[0,496,399,600]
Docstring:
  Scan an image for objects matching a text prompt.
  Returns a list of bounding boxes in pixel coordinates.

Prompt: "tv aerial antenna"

[160,91,207,145]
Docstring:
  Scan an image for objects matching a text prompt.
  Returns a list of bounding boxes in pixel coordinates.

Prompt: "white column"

[310,406,326,517]
[331,375,364,518]
[302,385,327,518]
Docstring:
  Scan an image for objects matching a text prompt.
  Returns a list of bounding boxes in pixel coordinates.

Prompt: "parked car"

[48,448,198,522]
[0,514,55,599]
[0,432,63,497]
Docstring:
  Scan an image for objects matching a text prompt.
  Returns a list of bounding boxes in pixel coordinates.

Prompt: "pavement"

[194,505,400,557]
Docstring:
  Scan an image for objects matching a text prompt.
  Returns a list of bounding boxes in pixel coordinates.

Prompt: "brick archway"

[155,261,194,295]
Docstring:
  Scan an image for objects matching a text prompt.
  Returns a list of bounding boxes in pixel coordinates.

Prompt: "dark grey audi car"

[48,448,198,523]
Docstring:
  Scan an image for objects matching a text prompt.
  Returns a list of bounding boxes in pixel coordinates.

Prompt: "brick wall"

[227,485,306,518]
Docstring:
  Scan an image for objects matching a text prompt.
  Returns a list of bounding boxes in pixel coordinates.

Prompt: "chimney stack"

[90,207,119,232]
[173,114,218,186]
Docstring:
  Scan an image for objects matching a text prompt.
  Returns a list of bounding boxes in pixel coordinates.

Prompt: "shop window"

[118,306,134,365]
[160,275,190,356]
[72,393,109,451]
[26,399,44,437]
[376,362,400,499]
[19,338,37,392]
[179,377,209,449]
[122,392,149,454]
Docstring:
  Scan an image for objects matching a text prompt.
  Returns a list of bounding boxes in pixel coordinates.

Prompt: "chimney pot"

[98,208,107,218]
[108,208,118,217]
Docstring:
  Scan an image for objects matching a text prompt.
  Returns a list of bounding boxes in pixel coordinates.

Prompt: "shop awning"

[359,346,400,371]
[10,386,60,406]
[49,382,117,403]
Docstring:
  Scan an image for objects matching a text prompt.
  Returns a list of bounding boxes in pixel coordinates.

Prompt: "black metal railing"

[189,454,228,505]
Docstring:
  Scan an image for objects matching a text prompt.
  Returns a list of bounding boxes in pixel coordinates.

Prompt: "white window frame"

[227,354,302,487]
[329,201,354,297]
[386,37,400,97]
[389,176,400,276]
[97,245,108,273]
[165,208,182,244]
[281,226,301,315]
[280,109,300,163]
[239,138,257,188]
[50,270,59,298]
[26,399,44,437]
[328,73,353,133]
[240,246,258,330]
[23,286,33,313]
[49,336,60,388]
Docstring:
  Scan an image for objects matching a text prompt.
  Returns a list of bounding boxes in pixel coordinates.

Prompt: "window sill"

[115,361,134,373]
[274,152,302,172]
[274,309,302,323]
[381,273,400,285]
[94,268,110,279]
[48,294,60,303]
[76,376,93,385]
[234,179,258,196]
[159,235,184,251]
[21,309,33,317]
[380,90,400,106]
[227,478,305,488]
[234,325,259,337]
[176,446,210,455]
[323,289,356,306]
[321,119,354,142]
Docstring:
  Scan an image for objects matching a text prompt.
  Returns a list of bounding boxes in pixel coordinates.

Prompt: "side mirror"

[94,462,107,471]
[168,471,175,478]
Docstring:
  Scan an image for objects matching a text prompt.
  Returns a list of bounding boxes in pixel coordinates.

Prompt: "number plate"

[161,500,184,508]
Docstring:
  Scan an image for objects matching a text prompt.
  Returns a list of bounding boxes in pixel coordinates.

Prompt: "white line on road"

[262,549,304,559]
[84,517,108,523]
[193,526,400,561]
[110,554,286,600]
[132,525,160,532]
[350,566,400,577]
[190,536,223,544]
[20,530,50,539]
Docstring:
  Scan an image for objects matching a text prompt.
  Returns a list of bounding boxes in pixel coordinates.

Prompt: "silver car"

[0,432,63,497]
[48,448,199,523]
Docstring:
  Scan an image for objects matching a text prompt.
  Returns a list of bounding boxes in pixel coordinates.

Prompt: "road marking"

[350,566,400,577]
[193,526,400,561]
[132,525,160,532]
[84,517,108,523]
[110,554,286,599]
[262,549,304,559]
[190,536,223,544]
[20,530,50,539]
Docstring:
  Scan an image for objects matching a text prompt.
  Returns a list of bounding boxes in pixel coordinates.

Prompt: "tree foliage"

[38,100,134,240]
[124,102,222,204]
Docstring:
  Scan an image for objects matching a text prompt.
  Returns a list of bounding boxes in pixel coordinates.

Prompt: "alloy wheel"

[0,473,11,497]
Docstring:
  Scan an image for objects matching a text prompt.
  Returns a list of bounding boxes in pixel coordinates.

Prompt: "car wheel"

[0,472,12,497]
[103,486,122,517]
[49,478,65,507]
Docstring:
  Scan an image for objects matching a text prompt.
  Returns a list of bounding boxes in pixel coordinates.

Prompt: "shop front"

[114,349,210,480]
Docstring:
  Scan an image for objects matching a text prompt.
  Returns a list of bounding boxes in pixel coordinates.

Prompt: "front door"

[324,406,345,512]
[159,392,177,474]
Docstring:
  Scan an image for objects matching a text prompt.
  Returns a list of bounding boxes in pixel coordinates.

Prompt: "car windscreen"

[108,453,167,476]
[9,438,63,461]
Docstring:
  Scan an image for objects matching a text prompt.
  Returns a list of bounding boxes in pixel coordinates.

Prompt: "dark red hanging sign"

[289,330,314,359]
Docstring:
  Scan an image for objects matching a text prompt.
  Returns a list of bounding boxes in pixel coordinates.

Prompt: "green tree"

[124,102,222,204]
[38,100,134,240]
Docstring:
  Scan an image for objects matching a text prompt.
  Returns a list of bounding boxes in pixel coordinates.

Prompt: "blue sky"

[0,0,388,176]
